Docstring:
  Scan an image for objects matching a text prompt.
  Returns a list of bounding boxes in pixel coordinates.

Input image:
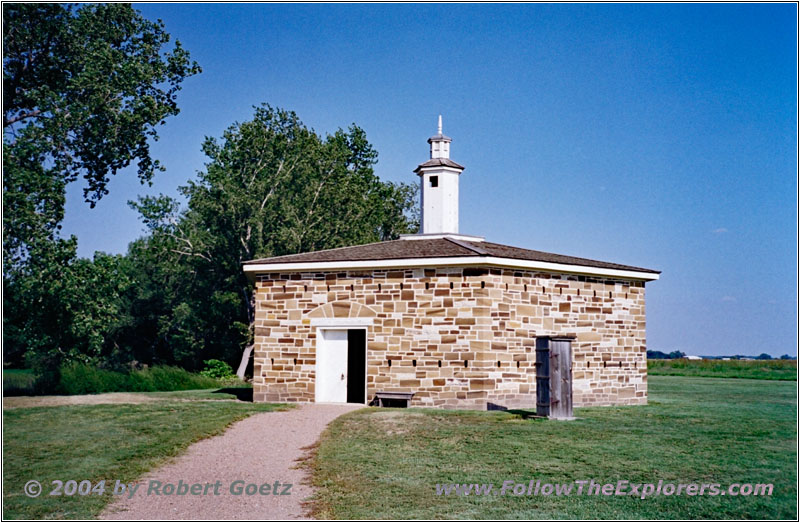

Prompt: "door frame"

[312,318,372,405]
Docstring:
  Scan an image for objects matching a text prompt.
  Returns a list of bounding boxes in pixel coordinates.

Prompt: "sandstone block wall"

[252,267,647,409]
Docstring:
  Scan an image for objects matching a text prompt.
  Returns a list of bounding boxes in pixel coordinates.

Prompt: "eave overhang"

[243,255,660,283]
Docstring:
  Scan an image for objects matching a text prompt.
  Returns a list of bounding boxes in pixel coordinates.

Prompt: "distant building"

[686,355,703,361]
[243,118,660,409]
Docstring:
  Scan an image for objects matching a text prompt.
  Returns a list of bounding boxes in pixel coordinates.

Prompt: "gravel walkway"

[101,403,362,520]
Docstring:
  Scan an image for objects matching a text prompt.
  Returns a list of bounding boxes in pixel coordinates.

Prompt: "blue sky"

[61,3,797,357]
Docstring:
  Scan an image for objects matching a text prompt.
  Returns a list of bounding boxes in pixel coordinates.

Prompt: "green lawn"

[648,359,797,381]
[310,376,797,519]
[2,392,287,519]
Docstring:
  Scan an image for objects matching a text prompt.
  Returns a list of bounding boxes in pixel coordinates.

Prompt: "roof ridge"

[244,238,404,264]
[444,237,488,256]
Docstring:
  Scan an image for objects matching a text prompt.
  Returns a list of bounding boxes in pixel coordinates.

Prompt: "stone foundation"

[252,267,647,409]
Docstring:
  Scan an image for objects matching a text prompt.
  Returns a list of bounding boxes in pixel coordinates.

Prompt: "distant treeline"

[647,350,795,361]
[647,351,686,360]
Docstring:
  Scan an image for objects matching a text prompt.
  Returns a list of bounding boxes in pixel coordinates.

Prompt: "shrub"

[129,366,219,392]
[51,363,221,395]
[32,368,62,395]
[3,369,37,396]
[58,363,130,395]
[200,359,236,380]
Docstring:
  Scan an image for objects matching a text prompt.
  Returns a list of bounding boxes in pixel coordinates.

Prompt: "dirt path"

[2,392,164,409]
[101,403,362,520]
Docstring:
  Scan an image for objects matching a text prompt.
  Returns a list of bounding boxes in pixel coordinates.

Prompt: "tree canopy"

[3,3,200,269]
[3,3,199,375]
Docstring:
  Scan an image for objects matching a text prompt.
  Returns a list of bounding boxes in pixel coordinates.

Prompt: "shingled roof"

[243,237,660,275]
[414,158,465,172]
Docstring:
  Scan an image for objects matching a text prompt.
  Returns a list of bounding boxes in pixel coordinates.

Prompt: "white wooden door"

[315,329,348,403]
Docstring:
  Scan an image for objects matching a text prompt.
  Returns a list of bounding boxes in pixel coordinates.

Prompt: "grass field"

[2,391,286,519]
[309,376,797,519]
[648,359,797,380]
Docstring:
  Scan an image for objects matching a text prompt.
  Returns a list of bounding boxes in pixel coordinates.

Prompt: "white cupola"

[413,116,465,234]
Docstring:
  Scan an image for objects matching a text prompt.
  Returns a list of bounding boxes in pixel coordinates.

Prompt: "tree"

[2,143,66,269]
[2,3,199,371]
[125,105,418,374]
[4,240,132,386]
[3,3,200,270]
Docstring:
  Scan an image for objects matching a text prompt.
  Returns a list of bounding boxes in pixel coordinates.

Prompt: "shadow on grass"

[3,386,37,397]
[506,409,547,420]
[486,402,546,420]
[212,387,253,402]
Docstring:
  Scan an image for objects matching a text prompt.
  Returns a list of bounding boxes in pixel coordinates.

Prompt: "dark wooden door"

[535,338,551,417]
[347,329,366,404]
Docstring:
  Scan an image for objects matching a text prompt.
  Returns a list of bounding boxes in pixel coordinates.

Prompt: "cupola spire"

[428,115,452,159]
[414,116,465,234]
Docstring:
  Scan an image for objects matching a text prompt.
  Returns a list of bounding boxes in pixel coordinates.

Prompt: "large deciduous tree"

[126,105,418,374]
[3,2,200,269]
[2,3,199,370]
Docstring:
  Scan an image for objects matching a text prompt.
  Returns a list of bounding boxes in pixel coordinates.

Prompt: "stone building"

[243,118,659,409]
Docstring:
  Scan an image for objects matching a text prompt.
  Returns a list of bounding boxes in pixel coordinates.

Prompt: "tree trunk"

[236,284,256,380]
[236,344,253,379]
